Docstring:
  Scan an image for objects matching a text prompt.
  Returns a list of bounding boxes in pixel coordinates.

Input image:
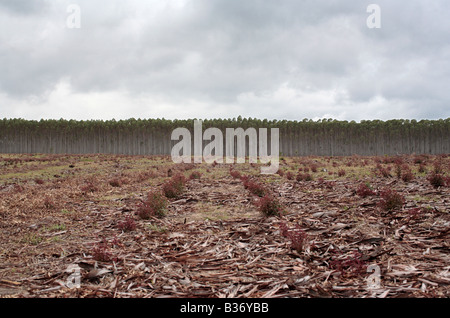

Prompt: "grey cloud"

[0,0,49,15]
[0,0,449,121]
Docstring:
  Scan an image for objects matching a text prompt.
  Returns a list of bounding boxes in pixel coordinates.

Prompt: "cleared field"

[0,153,448,297]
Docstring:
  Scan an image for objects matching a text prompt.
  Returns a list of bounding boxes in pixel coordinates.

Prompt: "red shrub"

[322,180,335,189]
[109,178,122,187]
[286,171,294,180]
[405,207,425,220]
[392,155,404,166]
[162,173,186,198]
[246,180,267,197]
[356,182,376,197]
[92,238,112,262]
[330,251,366,277]
[230,169,242,179]
[427,172,445,188]
[279,222,307,252]
[258,194,283,216]
[401,169,415,182]
[80,180,98,193]
[377,188,405,212]
[374,164,391,178]
[34,178,45,185]
[241,175,250,188]
[43,196,56,209]
[432,161,443,174]
[414,155,427,164]
[116,216,136,232]
[296,173,313,182]
[138,190,168,219]
[241,176,266,196]
[189,171,202,180]
[337,169,346,177]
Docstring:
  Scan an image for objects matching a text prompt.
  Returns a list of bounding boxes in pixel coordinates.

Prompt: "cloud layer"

[1,0,449,121]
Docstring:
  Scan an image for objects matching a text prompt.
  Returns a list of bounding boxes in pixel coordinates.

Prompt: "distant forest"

[0,117,449,156]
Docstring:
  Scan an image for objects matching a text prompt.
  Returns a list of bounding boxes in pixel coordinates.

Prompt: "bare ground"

[0,154,448,298]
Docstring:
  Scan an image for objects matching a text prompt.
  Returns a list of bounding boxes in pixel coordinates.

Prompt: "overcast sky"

[0,0,449,122]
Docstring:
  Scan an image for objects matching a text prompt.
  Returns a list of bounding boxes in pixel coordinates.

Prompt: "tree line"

[0,117,448,156]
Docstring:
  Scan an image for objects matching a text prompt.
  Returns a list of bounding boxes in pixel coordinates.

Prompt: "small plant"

[34,178,45,185]
[401,169,414,182]
[162,173,186,198]
[377,188,405,212]
[80,180,98,193]
[330,250,366,277]
[395,164,403,179]
[374,164,391,178]
[337,169,346,177]
[414,155,427,164]
[189,171,202,180]
[229,169,242,179]
[427,172,445,188]
[43,196,56,209]
[432,160,443,174]
[286,171,294,180]
[394,164,414,182]
[321,180,335,190]
[146,223,168,233]
[136,171,156,182]
[418,163,427,173]
[241,175,250,188]
[138,190,168,219]
[92,238,112,262]
[405,207,425,220]
[392,155,404,166]
[246,180,267,197]
[296,173,313,182]
[257,194,283,217]
[279,222,307,252]
[356,182,376,197]
[116,216,137,232]
[109,178,122,187]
